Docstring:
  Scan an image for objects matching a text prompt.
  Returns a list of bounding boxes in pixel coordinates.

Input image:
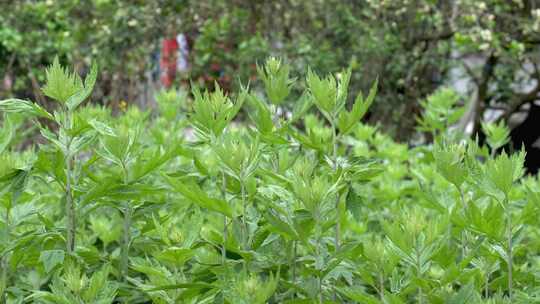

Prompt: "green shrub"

[0,57,537,304]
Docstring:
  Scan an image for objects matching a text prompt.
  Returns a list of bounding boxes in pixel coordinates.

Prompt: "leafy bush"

[0,57,538,303]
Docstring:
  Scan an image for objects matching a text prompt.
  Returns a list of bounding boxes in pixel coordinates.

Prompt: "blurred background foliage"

[1,0,540,140]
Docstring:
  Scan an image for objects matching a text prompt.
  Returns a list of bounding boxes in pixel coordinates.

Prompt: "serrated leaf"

[263,210,299,240]
[0,98,53,120]
[39,250,65,273]
[42,56,83,103]
[336,287,380,304]
[165,176,233,218]
[88,119,116,137]
[67,61,98,110]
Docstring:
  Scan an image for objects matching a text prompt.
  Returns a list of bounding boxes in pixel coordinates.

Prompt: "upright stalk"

[120,203,132,279]
[506,199,513,301]
[292,241,297,284]
[289,240,297,300]
[458,186,468,258]
[1,205,10,302]
[317,234,323,304]
[484,272,489,298]
[378,272,385,301]
[315,209,323,304]
[330,120,340,302]
[64,110,75,254]
[416,241,423,304]
[220,172,228,265]
[120,164,131,279]
[331,120,340,252]
[65,152,75,253]
[240,179,247,251]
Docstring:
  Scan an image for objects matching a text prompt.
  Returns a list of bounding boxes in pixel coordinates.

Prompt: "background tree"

[1,0,539,141]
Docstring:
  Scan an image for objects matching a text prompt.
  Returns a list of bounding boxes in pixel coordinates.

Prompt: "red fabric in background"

[160,38,179,88]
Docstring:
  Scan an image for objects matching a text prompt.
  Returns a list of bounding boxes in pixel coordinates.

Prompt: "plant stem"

[240,179,247,251]
[379,272,384,301]
[335,195,340,251]
[292,240,297,285]
[318,275,323,304]
[65,134,75,254]
[330,120,341,302]
[222,214,227,263]
[1,205,10,302]
[316,212,323,304]
[506,201,513,301]
[120,163,131,280]
[121,203,132,280]
[458,186,467,258]
[416,242,423,304]
[317,236,323,304]
[331,120,340,253]
[484,272,489,298]
[221,172,227,265]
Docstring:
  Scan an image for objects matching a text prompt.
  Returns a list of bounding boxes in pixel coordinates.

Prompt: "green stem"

[379,272,384,301]
[221,172,227,265]
[458,186,467,259]
[292,240,297,284]
[331,120,340,253]
[240,180,247,251]
[120,164,131,280]
[288,240,297,300]
[315,209,323,304]
[65,134,75,254]
[416,243,423,304]
[506,200,513,301]
[485,272,489,298]
[1,205,10,302]
[317,235,323,304]
[121,203,132,280]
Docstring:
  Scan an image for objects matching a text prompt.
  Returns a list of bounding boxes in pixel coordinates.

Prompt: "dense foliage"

[1,58,539,303]
[2,1,540,140]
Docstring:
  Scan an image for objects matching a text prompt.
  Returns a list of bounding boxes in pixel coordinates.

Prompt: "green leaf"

[257,57,294,105]
[484,149,525,197]
[433,142,467,189]
[154,247,195,267]
[131,146,178,181]
[69,132,97,156]
[247,94,274,135]
[306,68,337,121]
[337,78,377,135]
[67,61,98,111]
[165,176,233,218]
[448,282,477,304]
[0,98,53,120]
[289,92,313,124]
[0,114,14,153]
[417,88,463,134]
[107,183,164,201]
[144,282,214,292]
[9,169,30,202]
[481,120,510,152]
[263,210,299,240]
[336,287,380,304]
[190,84,245,139]
[39,249,65,273]
[88,119,116,137]
[82,264,115,302]
[42,56,83,104]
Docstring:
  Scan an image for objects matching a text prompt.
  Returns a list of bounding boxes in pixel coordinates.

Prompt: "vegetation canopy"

[0,56,539,304]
